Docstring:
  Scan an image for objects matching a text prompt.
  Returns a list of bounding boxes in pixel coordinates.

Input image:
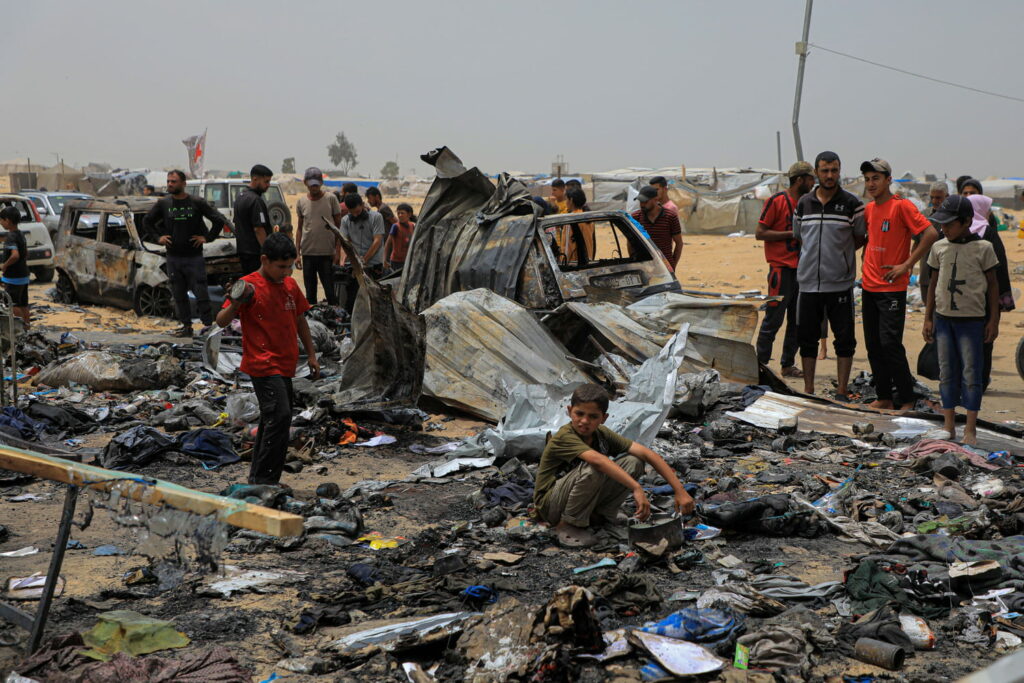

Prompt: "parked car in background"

[185,179,291,231]
[52,197,241,318]
[21,191,93,238]
[0,194,57,282]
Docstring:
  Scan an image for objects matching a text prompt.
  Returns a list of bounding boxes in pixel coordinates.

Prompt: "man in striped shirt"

[632,186,683,271]
[792,151,866,400]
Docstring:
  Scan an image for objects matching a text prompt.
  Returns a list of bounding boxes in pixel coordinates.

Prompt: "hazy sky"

[4,0,1023,178]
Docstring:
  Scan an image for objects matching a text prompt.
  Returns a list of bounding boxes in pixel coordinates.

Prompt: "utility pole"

[791,0,813,161]
[776,131,782,171]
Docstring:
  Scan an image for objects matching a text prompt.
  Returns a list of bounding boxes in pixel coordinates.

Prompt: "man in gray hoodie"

[792,151,866,400]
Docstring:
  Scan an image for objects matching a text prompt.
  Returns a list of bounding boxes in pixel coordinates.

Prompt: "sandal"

[555,524,597,548]
[781,366,804,378]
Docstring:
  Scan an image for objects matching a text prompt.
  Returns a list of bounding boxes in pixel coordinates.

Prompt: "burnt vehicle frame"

[52,197,241,318]
[396,147,681,314]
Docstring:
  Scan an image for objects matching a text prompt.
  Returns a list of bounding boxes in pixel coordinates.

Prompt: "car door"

[205,182,230,223]
[61,207,101,302]
[93,211,136,308]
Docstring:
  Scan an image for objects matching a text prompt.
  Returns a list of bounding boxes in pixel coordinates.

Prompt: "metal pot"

[627,514,685,551]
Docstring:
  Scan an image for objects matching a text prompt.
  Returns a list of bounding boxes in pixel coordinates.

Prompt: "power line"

[808,43,1024,104]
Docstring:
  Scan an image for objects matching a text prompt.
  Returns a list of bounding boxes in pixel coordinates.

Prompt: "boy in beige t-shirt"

[922,195,1000,445]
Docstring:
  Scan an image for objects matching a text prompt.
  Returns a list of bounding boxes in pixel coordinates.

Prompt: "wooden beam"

[0,445,304,537]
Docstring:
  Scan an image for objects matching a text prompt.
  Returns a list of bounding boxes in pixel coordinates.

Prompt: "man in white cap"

[295,166,343,305]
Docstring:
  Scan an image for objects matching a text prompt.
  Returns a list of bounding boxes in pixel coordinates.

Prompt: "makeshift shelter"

[588,167,783,235]
[35,164,85,192]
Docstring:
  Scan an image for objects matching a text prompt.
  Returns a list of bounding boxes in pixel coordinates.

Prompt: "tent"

[588,167,784,235]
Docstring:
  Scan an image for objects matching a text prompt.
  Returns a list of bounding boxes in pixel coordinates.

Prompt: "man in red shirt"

[217,233,320,485]
[860,158,939,411]
[755,161,815,377]
[632,186,683,270]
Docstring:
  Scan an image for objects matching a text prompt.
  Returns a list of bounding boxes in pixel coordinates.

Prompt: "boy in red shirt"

[217,233,320,485]
[754,161,815,377]
[384,203,416,273]
[860,159,939,411]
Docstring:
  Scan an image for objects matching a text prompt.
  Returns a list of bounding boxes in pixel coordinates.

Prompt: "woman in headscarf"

[962,184,1013,391]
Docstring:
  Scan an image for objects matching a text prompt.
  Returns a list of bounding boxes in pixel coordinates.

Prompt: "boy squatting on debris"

[217,233,320,485]
[922,195,1000,446]
[533,384,695,547]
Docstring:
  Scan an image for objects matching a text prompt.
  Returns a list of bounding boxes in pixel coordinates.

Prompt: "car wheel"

[54,271,76,303]
[133,285,174,319]
[32,267,55,283]
[1017,336,1024,382]
[267,201,290,229]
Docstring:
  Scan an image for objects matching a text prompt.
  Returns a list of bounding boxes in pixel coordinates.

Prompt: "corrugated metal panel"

[544,298,760,385]
[422,289,588,422]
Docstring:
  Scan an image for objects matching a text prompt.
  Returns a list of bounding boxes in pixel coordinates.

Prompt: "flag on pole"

[182,129,207,179]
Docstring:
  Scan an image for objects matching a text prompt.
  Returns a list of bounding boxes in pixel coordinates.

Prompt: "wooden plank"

[0,445,303,537]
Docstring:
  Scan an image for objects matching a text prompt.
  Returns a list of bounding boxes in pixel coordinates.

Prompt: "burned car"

[397,147,680,314]
[52,197,241,317]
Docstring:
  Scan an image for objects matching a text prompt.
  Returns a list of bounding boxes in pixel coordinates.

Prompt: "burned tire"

[133,285,174,319]
[267,201,290,229]
[54,270,76,303]
[32,266,55,283]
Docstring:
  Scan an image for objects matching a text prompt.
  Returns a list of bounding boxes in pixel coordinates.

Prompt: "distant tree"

[282,157,296,174]
[380,160,400,180]
[327,132,358,174]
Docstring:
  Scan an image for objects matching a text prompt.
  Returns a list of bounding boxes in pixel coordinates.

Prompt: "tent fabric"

[398,148,540,314]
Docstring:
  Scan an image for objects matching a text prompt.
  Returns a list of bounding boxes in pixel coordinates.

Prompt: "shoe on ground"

[555,522,598,548]
[781,366,804,378]
[171,326,192,338]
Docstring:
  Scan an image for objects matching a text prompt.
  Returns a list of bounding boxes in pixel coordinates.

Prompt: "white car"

[185,179,292,231]
[0,195,57,282]
[21,191,92,238]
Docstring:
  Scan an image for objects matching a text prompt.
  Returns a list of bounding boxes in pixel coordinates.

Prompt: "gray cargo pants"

[539,454,646,527]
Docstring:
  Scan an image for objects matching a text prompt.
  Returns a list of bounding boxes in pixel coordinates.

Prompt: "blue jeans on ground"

[935,314,984,411]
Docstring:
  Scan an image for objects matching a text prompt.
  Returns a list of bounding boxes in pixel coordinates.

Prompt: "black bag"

[917,342,940,381]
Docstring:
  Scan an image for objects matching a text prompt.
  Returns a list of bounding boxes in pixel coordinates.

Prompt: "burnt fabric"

[0,406,48,440]
[836,605,914,657]
[24,403,96,434]
[587,573,662,614]
[844,559,949,620]
[99,425,176,470]
[176,428,240,468]
[482,479,534,508]
[698,494,825,537]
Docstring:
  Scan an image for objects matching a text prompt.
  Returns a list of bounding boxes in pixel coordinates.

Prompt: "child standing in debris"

[922,195,1000,446]
[217,233,320,485]
[383,203,416,273]
[0,206,30,329]
[533,384,694,547]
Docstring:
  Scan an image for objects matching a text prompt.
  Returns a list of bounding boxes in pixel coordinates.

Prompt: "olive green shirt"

[533,423,633,509]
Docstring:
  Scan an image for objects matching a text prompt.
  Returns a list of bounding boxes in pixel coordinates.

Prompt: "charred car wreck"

[52,197,241,318]
[340,148,761,422]
[396,147,680,314]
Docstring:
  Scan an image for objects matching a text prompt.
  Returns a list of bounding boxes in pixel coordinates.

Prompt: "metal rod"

[9,300,16,405]
[28,484,78,652]
[0,601,34,632]
[791,0,814,161]
[776,130,783,172]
